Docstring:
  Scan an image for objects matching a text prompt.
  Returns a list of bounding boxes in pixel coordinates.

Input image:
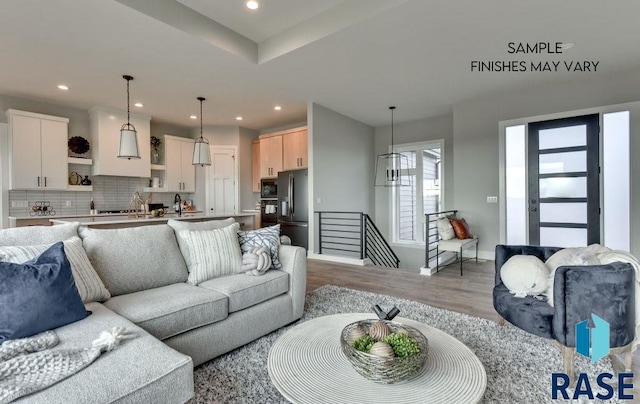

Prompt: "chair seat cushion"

[438,237,478,252]
[493,284,554,339]
[104,283,228,340]
[199,270,289,313]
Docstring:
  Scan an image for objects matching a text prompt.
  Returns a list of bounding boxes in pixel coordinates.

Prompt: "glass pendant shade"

[118,126,140,160]
[118,75,140,160]
[192,137,212,166]
[374,152,410,187]
[374,106,409,187]
[192,96,212,166]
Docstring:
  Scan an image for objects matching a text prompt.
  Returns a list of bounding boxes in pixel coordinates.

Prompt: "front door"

[527,114,600,247]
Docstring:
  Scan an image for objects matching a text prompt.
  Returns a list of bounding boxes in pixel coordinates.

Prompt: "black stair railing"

[316,211,399,268]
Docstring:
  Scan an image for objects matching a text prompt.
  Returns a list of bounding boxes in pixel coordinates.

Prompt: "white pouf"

[500,255,549,298]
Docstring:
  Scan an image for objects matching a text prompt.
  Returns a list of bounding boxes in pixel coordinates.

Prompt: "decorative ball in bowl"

[340,319,428,384]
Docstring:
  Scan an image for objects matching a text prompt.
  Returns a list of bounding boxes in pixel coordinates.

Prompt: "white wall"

[453,68,640,256]
[373,113,453,270]
[308,102,374,253]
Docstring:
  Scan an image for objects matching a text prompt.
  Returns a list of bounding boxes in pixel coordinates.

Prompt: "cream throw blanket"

[0,327,136,403]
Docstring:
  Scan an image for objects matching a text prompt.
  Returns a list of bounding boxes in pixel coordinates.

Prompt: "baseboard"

[461,249,493,260]
[307,253,369,266]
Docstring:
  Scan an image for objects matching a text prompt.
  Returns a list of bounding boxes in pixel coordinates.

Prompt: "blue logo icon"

[576,313,609,363]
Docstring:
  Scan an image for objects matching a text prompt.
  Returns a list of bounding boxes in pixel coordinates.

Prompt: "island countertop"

[50,212,258,229]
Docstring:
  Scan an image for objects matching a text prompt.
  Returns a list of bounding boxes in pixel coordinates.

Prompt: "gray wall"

[452,68,640,256]
[239,127,260,211]
[0,93,90,139]
[308,102,374,253]
[374,113,453,270]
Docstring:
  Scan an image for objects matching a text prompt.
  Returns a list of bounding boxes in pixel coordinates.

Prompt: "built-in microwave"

[260,178,278,199]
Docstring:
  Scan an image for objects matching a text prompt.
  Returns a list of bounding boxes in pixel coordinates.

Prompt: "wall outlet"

[316,197,322,204]
[12,200,28,208]
[487,196,498,204]
[65,200,72,207]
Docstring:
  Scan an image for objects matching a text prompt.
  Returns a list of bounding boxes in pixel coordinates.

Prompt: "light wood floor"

[306,258,500,322]
[307,258,640,396]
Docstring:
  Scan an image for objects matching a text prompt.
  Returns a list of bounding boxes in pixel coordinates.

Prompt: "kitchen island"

[50,212,258,230]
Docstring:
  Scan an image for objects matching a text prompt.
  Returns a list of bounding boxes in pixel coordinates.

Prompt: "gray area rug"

[191,285,624,403]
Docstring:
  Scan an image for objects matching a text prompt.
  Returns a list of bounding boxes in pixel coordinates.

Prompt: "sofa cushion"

[0,222,79,246]
[0,243,89,342]
[168,217,236,270]
[13,302,194,404]
[80,225,188,296]
[199,270,289,313]
[0,236,111,303]
[104,283,228,340]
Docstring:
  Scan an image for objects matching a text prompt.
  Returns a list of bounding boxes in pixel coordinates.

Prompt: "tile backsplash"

[9,164,193,217]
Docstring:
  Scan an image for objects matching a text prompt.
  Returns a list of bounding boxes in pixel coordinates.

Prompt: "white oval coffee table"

[268,313,486,404]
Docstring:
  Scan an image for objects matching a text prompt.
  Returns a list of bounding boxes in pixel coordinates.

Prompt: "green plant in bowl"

[383,333,421,357]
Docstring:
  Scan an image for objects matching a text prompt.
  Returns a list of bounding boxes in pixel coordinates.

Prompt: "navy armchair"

[493,245,635,380]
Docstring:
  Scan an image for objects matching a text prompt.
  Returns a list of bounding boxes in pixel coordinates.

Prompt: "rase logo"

[552,314,634,400]
[576,313,609,363]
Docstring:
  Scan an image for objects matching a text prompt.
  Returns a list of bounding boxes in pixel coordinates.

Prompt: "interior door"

[208,147,236,214]
[527,114,600,247]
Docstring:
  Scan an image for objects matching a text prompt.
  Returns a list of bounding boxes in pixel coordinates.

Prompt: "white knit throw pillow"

[179,223,243,285]
[0,236,111,303]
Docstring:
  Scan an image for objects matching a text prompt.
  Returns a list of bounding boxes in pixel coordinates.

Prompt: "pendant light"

[117,75,141,160]
[192,97,211,166]
[374,106,410,187]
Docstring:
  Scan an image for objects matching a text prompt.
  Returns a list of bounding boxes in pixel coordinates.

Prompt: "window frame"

[389,139,445,247]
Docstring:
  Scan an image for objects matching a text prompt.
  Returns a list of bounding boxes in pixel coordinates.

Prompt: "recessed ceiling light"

[236,116,243,121]
[274,105,282,111]
[190,115,197,120]
[246,0,259,10]
[559,42,575,50]
[57,84,69,91]
[134,102,144,108]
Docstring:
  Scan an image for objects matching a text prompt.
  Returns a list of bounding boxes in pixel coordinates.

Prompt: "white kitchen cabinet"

[7,110,68,190]
[164,135,195,193]
[89,107,151,177]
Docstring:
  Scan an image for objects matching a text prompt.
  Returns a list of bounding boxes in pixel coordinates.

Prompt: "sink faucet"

[174,194,182,217]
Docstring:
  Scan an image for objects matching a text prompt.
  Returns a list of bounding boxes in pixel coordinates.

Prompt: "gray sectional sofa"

[1,221,307,403]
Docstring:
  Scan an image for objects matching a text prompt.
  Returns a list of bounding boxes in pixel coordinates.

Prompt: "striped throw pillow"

[178,222,243,285]
[0,236,111,303]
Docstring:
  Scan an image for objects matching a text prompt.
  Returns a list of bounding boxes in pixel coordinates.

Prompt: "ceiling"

[0,0,639,130]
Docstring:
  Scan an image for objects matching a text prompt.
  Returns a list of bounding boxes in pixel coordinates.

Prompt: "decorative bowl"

[340,319,428,384]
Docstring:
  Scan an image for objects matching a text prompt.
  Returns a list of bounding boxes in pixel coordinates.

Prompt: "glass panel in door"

[528,114,600,247]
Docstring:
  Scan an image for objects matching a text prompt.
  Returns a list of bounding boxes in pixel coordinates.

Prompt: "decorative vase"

[151,149,160,165]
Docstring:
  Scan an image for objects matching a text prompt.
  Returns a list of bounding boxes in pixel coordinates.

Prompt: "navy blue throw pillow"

[0,242,89,342]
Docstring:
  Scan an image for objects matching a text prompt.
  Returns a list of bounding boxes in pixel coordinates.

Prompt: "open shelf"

[68,157,93,165]
[151,164,166,171]
[142,187,168,193]
[67,185,93,191]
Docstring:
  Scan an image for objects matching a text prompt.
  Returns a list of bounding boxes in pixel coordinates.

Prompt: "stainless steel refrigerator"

[277,169,308,250]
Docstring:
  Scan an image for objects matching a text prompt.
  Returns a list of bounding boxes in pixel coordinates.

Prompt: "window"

[391,141,444,244]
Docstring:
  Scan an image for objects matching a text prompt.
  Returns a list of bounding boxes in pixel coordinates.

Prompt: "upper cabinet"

[7,110,69,190]
[90,107,151,178]
[258,126,307,179]
[282,128,308,170]
[259,134,283,178]
[252,140,260,192]
[164,135,195,193]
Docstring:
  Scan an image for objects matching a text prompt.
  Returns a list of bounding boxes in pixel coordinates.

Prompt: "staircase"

[316,211,399,268]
